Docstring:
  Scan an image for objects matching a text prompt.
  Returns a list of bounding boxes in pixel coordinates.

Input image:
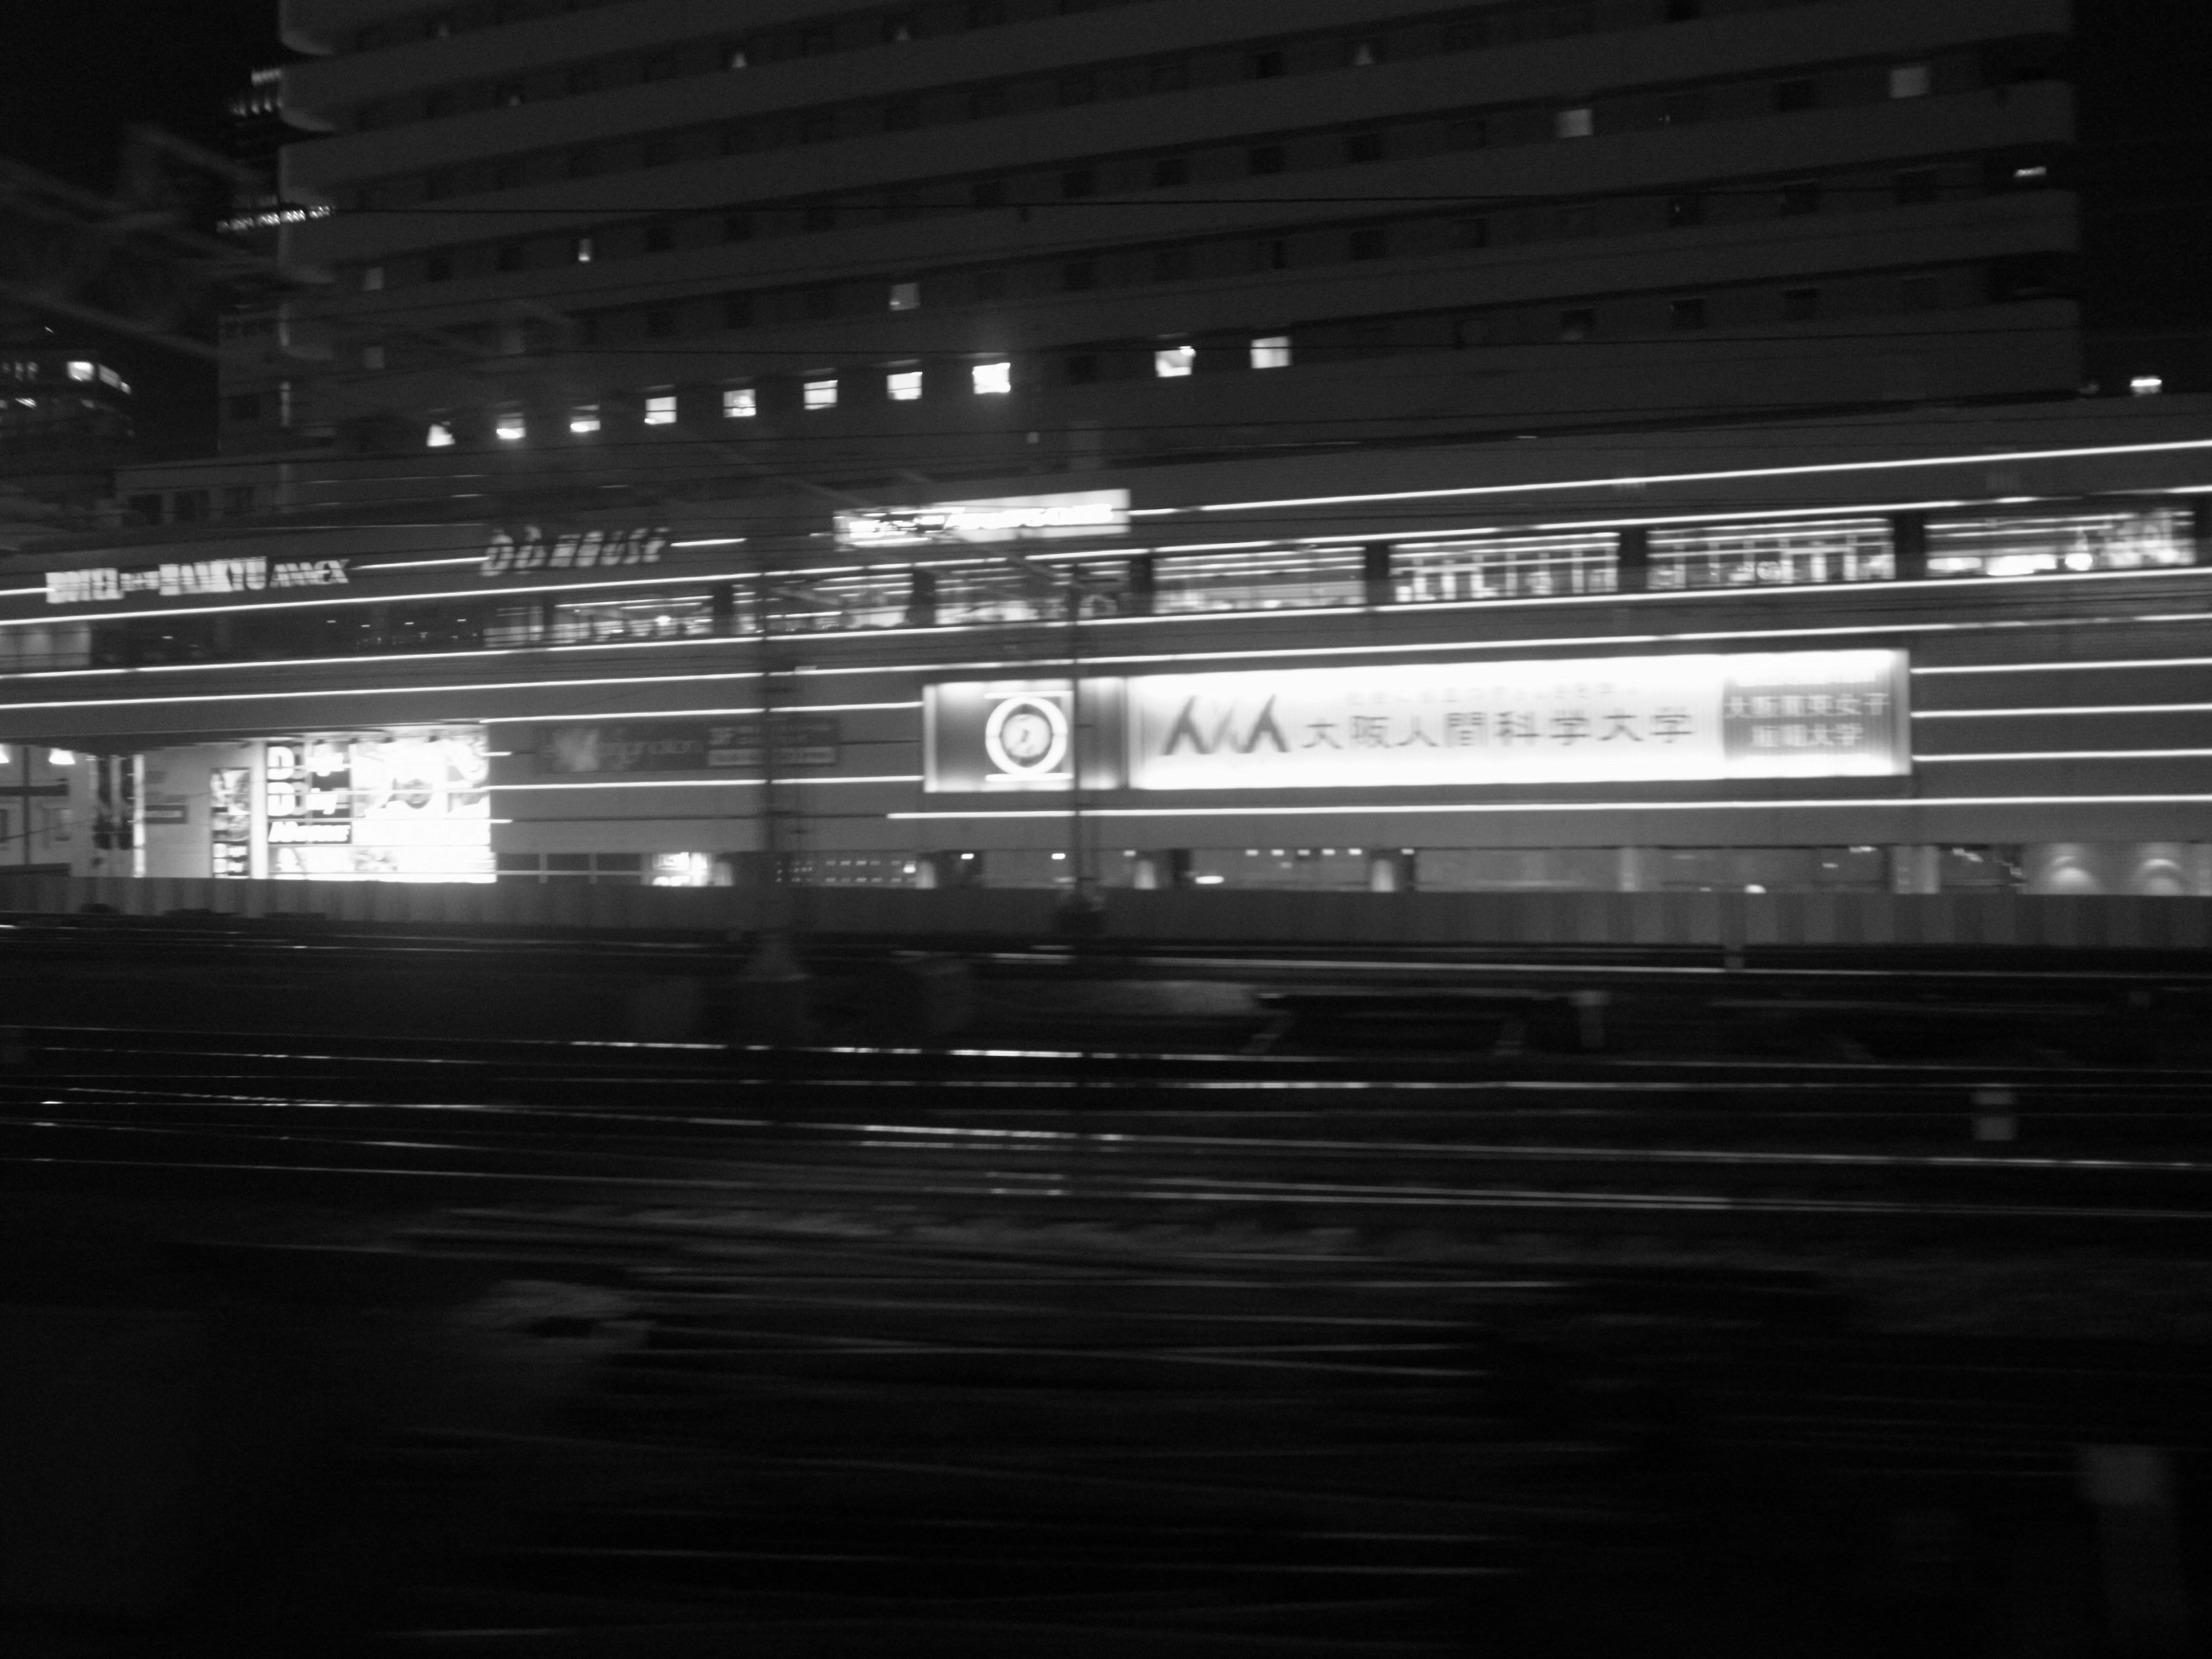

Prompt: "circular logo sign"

[983,694,1070,778]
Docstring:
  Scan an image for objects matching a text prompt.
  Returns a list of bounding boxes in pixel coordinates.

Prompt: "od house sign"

[923,651,1911,792]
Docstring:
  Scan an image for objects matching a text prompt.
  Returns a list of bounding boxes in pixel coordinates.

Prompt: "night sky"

[2,0,283,195]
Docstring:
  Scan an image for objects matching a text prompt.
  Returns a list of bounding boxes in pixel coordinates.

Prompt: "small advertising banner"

[923,651,1909,793]
[536,719,840,774]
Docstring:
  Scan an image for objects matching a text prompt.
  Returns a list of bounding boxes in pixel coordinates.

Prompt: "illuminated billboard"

[264,728,494,881]
[836,490,1131,550]
[924,651,1908,793]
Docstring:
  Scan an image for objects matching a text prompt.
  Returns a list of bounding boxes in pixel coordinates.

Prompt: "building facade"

[7,0,2206,897]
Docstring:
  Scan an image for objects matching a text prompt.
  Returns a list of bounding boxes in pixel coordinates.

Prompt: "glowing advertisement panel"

[1126,652,1907,789]
[922,652,1908,793]
[264,728,494,881]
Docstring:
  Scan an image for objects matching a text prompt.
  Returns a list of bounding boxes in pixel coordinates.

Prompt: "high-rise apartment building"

[10,0,2211,901]
[262,0,2141,505]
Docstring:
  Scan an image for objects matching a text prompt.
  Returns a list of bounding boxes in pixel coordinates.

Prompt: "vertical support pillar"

[1616,846,1649,892]
[1127,554,1156,618]
[1362,544,1393,609]
[1891,845,1942,894]
[902,567,937,628]
[2191,501,2212,567]
[1892,512,1929,581]
[1615,525,1650,594]
[1368,850,1414,893]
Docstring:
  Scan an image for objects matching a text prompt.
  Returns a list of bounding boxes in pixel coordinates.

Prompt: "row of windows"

[349,35,2032,272]
[49,507,2201,675]
[349,0,1707,130]
[385,260,2035,449]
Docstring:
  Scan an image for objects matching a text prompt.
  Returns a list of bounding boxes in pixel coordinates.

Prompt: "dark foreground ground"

[2,914,2210,1656]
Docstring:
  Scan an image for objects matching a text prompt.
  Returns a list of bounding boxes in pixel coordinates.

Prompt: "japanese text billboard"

[923,651,1908,792]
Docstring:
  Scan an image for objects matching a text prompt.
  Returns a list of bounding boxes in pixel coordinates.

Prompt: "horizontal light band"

[891,793,2212,821]
[1916,656,2212,676]
[480,700,922,724]
[1915,703,2212,719]
[1138,436,2212,517]
[491,775,920,791]
[1917,749,2212,762]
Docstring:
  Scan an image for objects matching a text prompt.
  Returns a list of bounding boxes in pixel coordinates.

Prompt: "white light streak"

[891,793,2212,821]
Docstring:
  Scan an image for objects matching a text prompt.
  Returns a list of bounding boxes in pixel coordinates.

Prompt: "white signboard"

[482,525,668,577]
[923,651,1910,793]
[836,490,1130,550]
[46,556,349,605]
[1125,653,1908,789]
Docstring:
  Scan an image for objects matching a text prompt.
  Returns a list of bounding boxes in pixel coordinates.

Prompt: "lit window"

[971,360,1012,396]
[426,422,454,448]
[495,408,527,441]
[1154,344,1196,378]
[66,361,93,382]
[569,404,600,433]
[804,377,838,411]
[722,385,757,419]
[362,266,385,291]
[574,236,595,264]
[1556,107,1594,139]
[888,281,921,311]
[361,344,385,370]
[887,369,924,402]
[96,365,122,388]
[1251,335,1291,370]
[643,389,677,425]
[1889,62,1931,99]
[2131,375,2165,396]
[48,750,76,767]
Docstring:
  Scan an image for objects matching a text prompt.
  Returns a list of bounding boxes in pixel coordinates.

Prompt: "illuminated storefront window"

[803,377,839,411]
[425,422,454,448]
[642,389,677,426]
[775,569,911,632]
[547,589,719,645]
[723,385,757,419]
[1153,344,1196,378]
[1395,532,1616,603]
[569,404,600,434]
[1153,547,1366,614]
[1925,507,2194,578]
[971,361,1012,396]
[1649,516,1893,589]
[264,728,493,883]
[887,369,923,402]
[494,408,527,441]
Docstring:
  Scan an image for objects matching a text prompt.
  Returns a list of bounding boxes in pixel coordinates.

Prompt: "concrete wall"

[7,874,2210,952]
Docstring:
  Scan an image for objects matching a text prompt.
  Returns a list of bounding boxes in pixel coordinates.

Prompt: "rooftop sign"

[835,490,1130,550]
[45,556,349,606]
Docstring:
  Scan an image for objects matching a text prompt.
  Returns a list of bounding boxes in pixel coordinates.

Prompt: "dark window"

[968,85,1005,119]
[1900,274,1942,310]
[1061,169,1096,199]
[127,492,163,521]
[1255,238,1290,271]
[804,287,835,319]
[646,308,675,336]
[493,160,522,189]
[1659,92,1706,125]
[967,1,1006,26]
[425,10,456,38]
[1896,168,1941,205]
[974,179,1007,209]
[1666,0,1701,18]
[799,24,834,53]
[1774,78,1817,112]
[1669,296,1707,329]
[1559,307,1595,340]
[1345,37,1381,66]
[568,149,597,178]
[1149,59,1189,93]
[173,490,207,523]
[1153,156,1190,188]
[496,242,525,271]
[884,102,919,130]
[723,294,753,327]
[1062,260,1097,291]
[357,102,387,131]
[224,486,257,517]
[799,111,835,143]
[1453,217,1490,248]
[1344,131,1385,164]
[1152,246,1192,281]
[1248,145,1286,176]
[1447,118,1488,149]
[1441,20,1487,48]
[226,393,260,421]
[1066,352,1101,383]
[642,53,677,81]
[1779,180,1821,215]
[1058,73,1097,106]
[1348,227,1388,260]
[425,89,457,119]
[426,253,454,282]
[974,269,1007,300]
[803,202,836,232]
[567,66,599,95]
[1782,286,1821,321]
[882,14,915,41]
[1667,193,1705,228]
[643,138,675,166]
[645,223,675,253]
[1251,48,1286,78]
[495,82,525,106]
[423,172,453,200]
[723,40,751,70]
